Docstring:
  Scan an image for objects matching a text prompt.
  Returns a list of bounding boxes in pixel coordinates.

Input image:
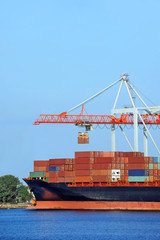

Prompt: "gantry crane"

[34,74,160,156]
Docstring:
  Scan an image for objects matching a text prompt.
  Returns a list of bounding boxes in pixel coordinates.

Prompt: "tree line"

[0,175,33,203]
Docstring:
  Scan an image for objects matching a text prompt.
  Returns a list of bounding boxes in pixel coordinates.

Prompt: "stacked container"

[29,151,160,183]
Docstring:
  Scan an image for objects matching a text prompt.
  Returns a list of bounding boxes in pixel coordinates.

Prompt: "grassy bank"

[0,203,31,209]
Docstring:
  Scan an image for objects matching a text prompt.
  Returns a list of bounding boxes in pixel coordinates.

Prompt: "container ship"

[25,75,160,210]
[24,151,160,210]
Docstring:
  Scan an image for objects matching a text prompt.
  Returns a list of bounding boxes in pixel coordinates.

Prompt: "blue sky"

[0,0,160,181]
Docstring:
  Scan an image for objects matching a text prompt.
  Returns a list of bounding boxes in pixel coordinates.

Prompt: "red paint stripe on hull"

[27,201,160,211]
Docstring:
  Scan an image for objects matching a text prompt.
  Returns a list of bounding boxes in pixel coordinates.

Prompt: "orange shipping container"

[144,157,149,164]
[92,170,108,175]
[153,164,158,170]
[94,152,103,158]
[93,175,107,182]
[75,170,90,176]
[149,176,154,182]
[149,157,153,163]
[124,158,128,164]
[65,159,73,165]
[75,176,91,182]
[124,176,128,181]
[112,164,116,169]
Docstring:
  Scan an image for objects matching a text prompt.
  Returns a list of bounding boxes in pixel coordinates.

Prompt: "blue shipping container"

[49,166,60,172]
[128,169,145,176]
[153,157,158,163]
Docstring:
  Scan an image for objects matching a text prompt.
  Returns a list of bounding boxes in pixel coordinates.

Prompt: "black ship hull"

[24,179,160,202]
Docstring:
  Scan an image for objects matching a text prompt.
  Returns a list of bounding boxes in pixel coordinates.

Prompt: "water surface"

[0,209,160,240]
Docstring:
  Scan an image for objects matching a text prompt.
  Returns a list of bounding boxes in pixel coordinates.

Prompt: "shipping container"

[128,169,145,176]
[93,164,109,170]
[92,170,108,176]
[75,164,91,170]
[149,163,153,169]
[34,166,48,172]
[153,164,158,170]
[128,157,145,164]
[128,176,149,182]
[153,157,158,163]
[65,171,75,177]
[30,172,46,178]
[75,170,90,176]
[49,166,60,172]
[49,159,66,165]
[158,164,160,170]
[75,157,94,164]
[48,177,57,183]
[95,157,114,164]
[75,152,94,158]
[34,161,49,166]
[128,164,145,170]
[75,176,91,182]
[92,175,107,182]
[65,176,74,182]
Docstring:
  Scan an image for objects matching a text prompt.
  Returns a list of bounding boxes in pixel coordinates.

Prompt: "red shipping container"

[153,176,158,181]
[65,171,74,177]
[75,176,91,182]
[94,152,103,158]
[106,175,112,181]
[144,157,149,164]
[48,177,57,183]
[149,170,153,175]
[128,157,145,164]
[119,157,124,164]
[65,165,69,171]
[75,170,90,176]
[124,176,128,181]
[124,164,129,170]
[95,157,113,164]
[124,170,128,175]
[58,171,65,177]
[34,166,48,172]
[102,152,121,157]
[48,172,58,177]
[124,157,128,164]
[115,164,121,169]
[122,152,135,157]
[56,177,65,183]
[93,175,107,182]
[112,164,116,169]
[49,159,66,165]
[115,158,121,164]
[46,172,49,178]
[75,158,94,164]
[121,170,124,175]
[153,170,158,176]
[65,159,73,165]
[158,170,160,175]
[34,161,49,166]
[108,170,112,175]
[93,164,109,170]
[149,157,153,163]
[68,165,73,171]
[65,176,74,182]
[75,164,91,170]
[75,151,94,158]
[108,164,112,169]
[128,164,145,170]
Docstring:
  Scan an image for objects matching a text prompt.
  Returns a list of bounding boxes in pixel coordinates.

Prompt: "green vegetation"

[0,175,33,203]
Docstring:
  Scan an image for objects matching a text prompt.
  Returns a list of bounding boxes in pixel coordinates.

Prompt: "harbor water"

[0,209,160,240]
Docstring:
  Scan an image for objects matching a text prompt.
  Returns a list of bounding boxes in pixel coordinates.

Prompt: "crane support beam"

[34,114,160,125]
